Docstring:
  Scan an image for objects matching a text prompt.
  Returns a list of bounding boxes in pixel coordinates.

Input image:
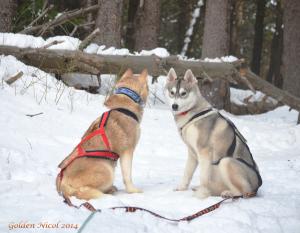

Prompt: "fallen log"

[244,70,300,114]
[0,45,241,78]
[1,44,300,114]
[231,94,282,115]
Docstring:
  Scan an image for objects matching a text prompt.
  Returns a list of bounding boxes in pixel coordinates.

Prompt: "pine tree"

[0,0,17,32]
[201,0,231,111]
[282,0,300,123]
[94,0,123,47]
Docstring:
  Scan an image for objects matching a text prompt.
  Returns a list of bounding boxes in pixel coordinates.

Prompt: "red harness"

[58,111,119,183]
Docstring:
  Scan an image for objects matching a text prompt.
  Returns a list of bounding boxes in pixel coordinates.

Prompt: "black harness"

[180,108,213,131]
[181,108,262,189]
[113,108,139,123]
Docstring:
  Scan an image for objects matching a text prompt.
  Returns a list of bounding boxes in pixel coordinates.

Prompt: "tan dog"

[56,69,148,200]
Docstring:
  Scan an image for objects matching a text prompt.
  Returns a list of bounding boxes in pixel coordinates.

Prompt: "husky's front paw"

[191,185,200,191]
[194,186,211,199]
[174,184,188,191]
[126,186,143,194]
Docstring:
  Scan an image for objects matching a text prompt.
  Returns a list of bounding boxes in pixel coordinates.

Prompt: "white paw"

[174,184,188,191]
[126,186,143,194]
[191,185,200,191]
[194,186,211,199]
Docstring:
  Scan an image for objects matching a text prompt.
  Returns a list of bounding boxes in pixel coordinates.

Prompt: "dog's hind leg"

[75,186,104,200]
[219,157,254,198]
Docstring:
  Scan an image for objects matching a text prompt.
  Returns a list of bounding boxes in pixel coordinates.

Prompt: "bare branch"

[5,71,23,85]
[26,112,43,117]
[19,4,54,33]
[69,21,95,37]
[150,90,165,104]
[239,75,256,94]
[79,28,100,51]
[40,40,64,49]
[20,5,100,35]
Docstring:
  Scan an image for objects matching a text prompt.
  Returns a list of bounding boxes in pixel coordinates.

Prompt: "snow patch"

[138,48,170,57]
[230,88,278,105]
[203,55,238,63]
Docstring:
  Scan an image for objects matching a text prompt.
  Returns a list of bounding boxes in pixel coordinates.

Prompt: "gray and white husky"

[164,68,262,199]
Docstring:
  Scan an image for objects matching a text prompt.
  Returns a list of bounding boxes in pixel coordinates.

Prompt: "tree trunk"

[94,0,123,47]
[202,0,230,58]
[250,0,266,75]
[84,0,96,33]
[125,0,139,50]
[177,0,195,52]
[133,0,160,51]
[282,0,300,97]
[266,0,283,88]
[201,0,231,111]
[230,0,244,57]
[282,0,300,123]
[0,0,16,32]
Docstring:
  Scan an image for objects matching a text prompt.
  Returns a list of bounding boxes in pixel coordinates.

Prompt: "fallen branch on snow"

[26,112,43,118]
[5,71,24,85]
[0,45,300,114]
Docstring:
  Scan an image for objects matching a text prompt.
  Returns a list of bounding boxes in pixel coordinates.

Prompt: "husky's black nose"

[172,104,179,111]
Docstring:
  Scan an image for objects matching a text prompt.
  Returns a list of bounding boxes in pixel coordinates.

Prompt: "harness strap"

[57,111,116,188]
[188,108,213,123]
[115,108,139,123]
[180,108,213,131]
[84,151,119,161]
[76,111,112,156]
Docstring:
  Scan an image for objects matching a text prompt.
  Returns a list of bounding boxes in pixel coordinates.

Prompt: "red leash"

[63,194,256,223]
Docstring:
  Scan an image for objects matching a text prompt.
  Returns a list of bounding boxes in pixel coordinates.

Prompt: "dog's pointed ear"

[183,69,197,84]
[139,69,148,82]
[119,68,133,81]
[167,68,177,82]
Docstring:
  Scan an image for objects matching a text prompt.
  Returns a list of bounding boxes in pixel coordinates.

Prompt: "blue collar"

[114,87,144,106]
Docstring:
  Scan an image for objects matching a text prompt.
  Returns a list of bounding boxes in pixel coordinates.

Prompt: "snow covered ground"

[1,49,300,233]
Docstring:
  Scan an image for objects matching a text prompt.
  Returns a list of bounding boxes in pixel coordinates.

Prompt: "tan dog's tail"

[56,173,62,195]
[56,174,103,200]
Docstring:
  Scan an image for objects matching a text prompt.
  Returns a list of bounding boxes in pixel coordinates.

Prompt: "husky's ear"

[119,68,133,81]
[139,69,148,83]
[167,68,177,82]
[183,69,198,84]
